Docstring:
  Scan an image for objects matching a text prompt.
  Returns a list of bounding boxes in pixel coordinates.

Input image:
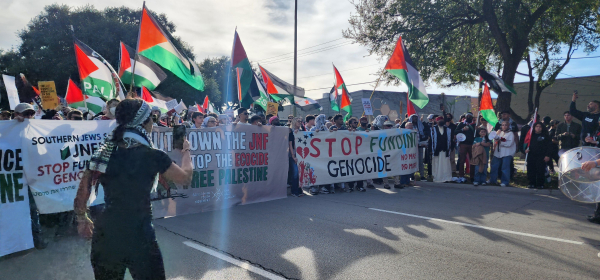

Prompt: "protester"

[288,118,304,197]
[312,114,328,132]
[555,111,582,152]
[489,121,517,187]
[67,109,83,120]
[203,116,217,128]
[547,120,560,174]
[471,128,491,186]
[443,113,458,174]
[403,114,429,180]
[455,113,476,183]
[269,116,280,126]
[430,116,454,183]
[357,116,370,131]
[13,103,47,249]
[525,122,551,189]
[584,119,600,224]
[218,114,231,126]
[372,115,389,130]
[235,108,249,125]
[570,92,600,146]
[250,115,262,125]
[332,114,347,130]
[305,115,316,131]
[0,110,11,120]
[381,121,402,189]
[400,122,416,187]
[190,112,205,128]
[94,99,119,120]
[74,99,192,279]
[542,116,552,129]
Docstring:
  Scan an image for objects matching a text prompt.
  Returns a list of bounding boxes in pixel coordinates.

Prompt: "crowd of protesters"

[2,90,600,250]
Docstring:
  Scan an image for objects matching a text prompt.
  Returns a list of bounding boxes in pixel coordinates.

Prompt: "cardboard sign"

[361,98,373,116]
[38,81,59,110]
[175,101,186,114]
[165,99,179,111]
[267,102,278,116]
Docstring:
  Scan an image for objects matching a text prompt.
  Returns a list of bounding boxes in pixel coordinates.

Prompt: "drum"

[488,131,497,140]
[558,147,600,203]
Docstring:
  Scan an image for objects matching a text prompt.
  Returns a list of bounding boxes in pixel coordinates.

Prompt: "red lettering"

[355,136,362,155]
[264,153,268,165]
[235,154,240,167]
[325,138,337,157]
[52,163,62,173]
[341,138,351,156]
[310,138,321,157]
[251,153,257,165]
[263,134,268,149]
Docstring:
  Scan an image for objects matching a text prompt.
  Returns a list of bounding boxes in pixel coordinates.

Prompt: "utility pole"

[293,0,298,117]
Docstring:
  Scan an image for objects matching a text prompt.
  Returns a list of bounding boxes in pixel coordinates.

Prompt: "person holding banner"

[382,121,403,189]
[288,118,304,197]
[74,99,193,280]
[430,116,454,183]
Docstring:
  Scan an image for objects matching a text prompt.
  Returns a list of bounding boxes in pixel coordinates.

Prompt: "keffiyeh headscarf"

[89,101,153,173]
[372,115,389,129]
[314,114,328,131]
[409,114,425,139]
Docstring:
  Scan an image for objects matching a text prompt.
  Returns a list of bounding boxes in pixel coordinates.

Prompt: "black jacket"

[570,101,600,145]
[455,122,475,145]
[527,132,550,158]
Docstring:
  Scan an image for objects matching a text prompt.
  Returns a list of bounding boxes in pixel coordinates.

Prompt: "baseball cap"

[15,103,35,114]
[427,114,435,120]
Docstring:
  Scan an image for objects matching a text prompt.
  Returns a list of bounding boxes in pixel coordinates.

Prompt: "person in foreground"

[74,99,193,280]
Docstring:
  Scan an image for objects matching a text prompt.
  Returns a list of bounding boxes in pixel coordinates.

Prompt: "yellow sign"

[38,81,59,109]
[267,102,278,116]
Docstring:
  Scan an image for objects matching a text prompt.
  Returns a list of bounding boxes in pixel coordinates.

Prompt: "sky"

[1,0,599,101]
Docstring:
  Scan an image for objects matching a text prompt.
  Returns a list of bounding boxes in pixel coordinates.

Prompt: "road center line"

[369,208,583,245]
[183,241,287,280]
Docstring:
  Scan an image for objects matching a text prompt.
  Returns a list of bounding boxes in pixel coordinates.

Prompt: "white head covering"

[314,114,328,131]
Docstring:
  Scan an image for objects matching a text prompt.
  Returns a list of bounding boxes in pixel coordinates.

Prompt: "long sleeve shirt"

[570,101,600,144]
[555,121,581,150]
[494,131,516,158]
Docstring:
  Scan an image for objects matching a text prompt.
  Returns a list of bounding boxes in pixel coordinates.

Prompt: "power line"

[298,64,381,79]
[550,55,600,60]
[305,80,378,91]
[558,73,600,84]
[257,38,345,62]
[260,42,355,65]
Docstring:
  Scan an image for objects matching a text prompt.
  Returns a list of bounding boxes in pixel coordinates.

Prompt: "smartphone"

[173,125,186,150]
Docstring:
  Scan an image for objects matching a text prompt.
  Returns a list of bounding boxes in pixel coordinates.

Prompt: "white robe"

[432,127,453,182]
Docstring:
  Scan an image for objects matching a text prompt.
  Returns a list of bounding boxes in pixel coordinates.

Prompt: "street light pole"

[293,0,298,117]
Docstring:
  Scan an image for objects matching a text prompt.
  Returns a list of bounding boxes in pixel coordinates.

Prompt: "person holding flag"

[524,122,551,189]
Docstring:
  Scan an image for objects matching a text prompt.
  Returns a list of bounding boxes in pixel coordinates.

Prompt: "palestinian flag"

[137,6,204,91]
[196,96,216,114]
[384,35,429,109]
[258,65,301,102]
[294,96,322,112]
[329,85,339,111]
[523,108,538,152]
[406,94,416,116]
[65,79,105,114]
[252,73,269,111]
[74,38,116,100]
[478,69,517,95]
[479,81,498,128]
[235,68,245,105]
[333,65,353,121]
[119,42,166,90]
[231,31,254,108]
[140,86,168,113]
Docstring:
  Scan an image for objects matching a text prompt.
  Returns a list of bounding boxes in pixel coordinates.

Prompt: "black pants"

[347,181,363,190]
[91,214,165,280]
[527,155,546,186]
[27,189,43,243]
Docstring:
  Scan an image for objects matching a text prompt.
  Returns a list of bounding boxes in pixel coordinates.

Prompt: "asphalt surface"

[2,181,600,280]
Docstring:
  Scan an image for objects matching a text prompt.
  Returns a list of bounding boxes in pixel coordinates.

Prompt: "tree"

[344,0,600,123]
[0,4,223,110]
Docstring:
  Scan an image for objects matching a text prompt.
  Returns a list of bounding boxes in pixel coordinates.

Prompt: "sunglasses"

[208,120,216,123]
[72,116,83,120]
[23,111,35,117]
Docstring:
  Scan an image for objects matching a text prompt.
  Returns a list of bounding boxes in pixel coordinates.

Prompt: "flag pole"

[523,107,538,171]
[292,0,298,117]
[130,1,145,95]
[363,70,385,118]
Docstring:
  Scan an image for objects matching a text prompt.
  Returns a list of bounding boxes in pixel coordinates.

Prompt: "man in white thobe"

[430,116,454,182]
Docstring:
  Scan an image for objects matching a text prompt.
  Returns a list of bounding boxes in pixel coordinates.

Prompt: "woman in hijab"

[202,116,217,128]
[74,99,193,280]
[312,114,329,132]
[372,115,389,130]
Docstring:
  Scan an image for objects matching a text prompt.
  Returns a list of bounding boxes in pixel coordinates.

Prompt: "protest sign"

[294,129,418,186]
[361,98,373,115]
[174,101,186,114]
[2,75,20,110]
[0,121,34,257]
[22,120,114,213]
[38,81,59,110]
[150,125,289,217]
[165,99,179,111]
[225,109,234,119]
[267,102,278,116]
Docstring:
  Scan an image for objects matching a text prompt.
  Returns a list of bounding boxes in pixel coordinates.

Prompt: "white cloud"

[1,0,598,100]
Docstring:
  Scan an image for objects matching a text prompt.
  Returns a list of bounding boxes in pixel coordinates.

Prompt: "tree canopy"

[0,4,225,110]
[344,0,600,123]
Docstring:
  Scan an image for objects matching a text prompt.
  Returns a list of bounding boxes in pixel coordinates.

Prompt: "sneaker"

[366,184,375,189]
[460,177,467,183]
[481,182,487,186]
[485,180,491,185]
[500,183,507,187]
[320,186,330,194]
[358,186,366,192]
[384,184,391,189]
[473,182,479,186]
[345,187,353,193]
[587,216,600,224]
[309,187,319,195]
[394,184,404,189]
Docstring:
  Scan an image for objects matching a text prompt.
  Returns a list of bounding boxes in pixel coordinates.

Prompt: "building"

[281,90,472,122]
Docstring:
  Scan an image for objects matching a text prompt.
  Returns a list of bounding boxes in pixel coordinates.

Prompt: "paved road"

[2,182,599,279]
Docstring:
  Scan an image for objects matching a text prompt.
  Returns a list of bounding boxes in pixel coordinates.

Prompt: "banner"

[22,120,115,213]
[294,129,418,186]
[150,125,289,217]
[38,81,59,110]
[0,121,34,257]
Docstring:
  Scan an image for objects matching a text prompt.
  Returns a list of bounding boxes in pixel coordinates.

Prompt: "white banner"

[0,120,34,257]
[22,120,115,213]
[2,74,20,110]
[294,129,419,186]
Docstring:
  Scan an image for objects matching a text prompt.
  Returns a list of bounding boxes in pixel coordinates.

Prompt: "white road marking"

[183,241,287,280]
[369,208,583,245]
